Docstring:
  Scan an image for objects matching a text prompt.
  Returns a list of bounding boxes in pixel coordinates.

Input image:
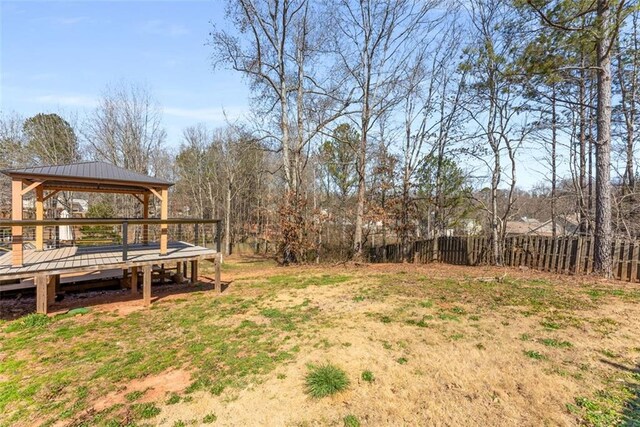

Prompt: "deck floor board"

[0,242,216,278]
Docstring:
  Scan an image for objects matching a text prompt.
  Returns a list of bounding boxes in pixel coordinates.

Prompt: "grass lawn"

[1,258,639,426]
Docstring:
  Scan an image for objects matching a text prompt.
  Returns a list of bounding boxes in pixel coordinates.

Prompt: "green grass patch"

[130,402,160,420]
[343,414,361,427]
[539,338,573,349]
[523,350,546,360]
[124,390,145,402]
[305,363,350,398]
[202,413,217,423]
[361,370,374,382]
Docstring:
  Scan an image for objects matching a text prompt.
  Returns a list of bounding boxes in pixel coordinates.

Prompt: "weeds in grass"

[540,320,562,330]
[397,357,408,365]
[523,350,546,360]
[305,364,349,398]
[419,300,433,308]
[202,413,217,423]
[361,370,374,382]
[520,333,532,341]
[600,349,617,359]
[124,390,145,402]
[166,393,180,405]
[344,414,360,427]
[130,402,160,419]
[382,341,392,350]
[380,316,392,324]
[451,307,466,315]
[5,313,51,332]
[353,295,365,302]
[539,339,573,348]
[438,313,460,322]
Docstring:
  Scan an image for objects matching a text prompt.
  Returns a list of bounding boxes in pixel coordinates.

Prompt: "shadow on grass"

[0,280,232,321]
[600,359,640,426]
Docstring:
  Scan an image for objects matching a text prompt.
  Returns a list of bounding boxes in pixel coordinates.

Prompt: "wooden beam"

[190,260,198,284]
[35,185,44,251]
[143,265,152,306]
[42,185,148,195]
[35,274,48,314]
[21,180,43,196]
[43,189,61,202]
[121,268,129,289]
[131,266,138,294]
[147,187,162,200]
[132,194,144,204]
[143,193,149,245]
[11,179,23,267]
[47,275,57,305]
[215,254,221,293]
[160,188,168,255]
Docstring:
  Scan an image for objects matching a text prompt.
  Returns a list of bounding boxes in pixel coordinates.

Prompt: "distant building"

[506,216,579,236]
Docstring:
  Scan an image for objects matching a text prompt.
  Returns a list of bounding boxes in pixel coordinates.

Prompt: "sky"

[0,0,556,190]
[0,0,250,147]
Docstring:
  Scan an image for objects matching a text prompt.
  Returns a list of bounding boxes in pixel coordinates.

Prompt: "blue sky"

[1,0,250,147]
[0,0,555,189]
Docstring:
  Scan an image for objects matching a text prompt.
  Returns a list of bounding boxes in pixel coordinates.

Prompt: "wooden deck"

[0,242,217,279]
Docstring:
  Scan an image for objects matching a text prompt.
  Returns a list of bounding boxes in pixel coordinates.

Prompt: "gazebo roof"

[2,161,173,194]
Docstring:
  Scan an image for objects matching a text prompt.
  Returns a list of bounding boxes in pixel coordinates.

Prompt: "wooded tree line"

[1,0,638,277]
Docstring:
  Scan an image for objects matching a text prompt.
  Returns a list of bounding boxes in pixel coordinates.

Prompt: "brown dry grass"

[2,257,639,426]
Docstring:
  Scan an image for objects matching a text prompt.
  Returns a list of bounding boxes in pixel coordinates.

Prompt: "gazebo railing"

[0,218,222,265]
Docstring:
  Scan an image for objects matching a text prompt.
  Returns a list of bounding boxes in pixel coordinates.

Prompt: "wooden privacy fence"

[368,235,640,282]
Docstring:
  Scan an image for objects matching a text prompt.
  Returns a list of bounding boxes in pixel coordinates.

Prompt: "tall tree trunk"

[551,84,557,238]
[225,181,232,256]
[594,0,613,277]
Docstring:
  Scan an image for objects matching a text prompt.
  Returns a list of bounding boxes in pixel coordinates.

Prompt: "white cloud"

[34,94,97,108]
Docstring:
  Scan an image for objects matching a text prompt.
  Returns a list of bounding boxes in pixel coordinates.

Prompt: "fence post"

[194,223,199,246]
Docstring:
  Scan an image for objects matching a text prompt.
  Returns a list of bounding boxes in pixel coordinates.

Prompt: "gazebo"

[0,161,221,314]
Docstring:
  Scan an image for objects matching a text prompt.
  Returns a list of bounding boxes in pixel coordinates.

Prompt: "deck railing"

[0,218,222,265]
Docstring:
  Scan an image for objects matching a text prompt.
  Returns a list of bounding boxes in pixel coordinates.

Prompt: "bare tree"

[463,0,531,265]
[84,82,166,176]
[332,0,442,259]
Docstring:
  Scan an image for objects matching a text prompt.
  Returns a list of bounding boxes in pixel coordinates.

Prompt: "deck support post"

[190,260,198,284]
[35,185,44,251]
[47,275,57,305]
[160,188,168,255]
[11,178,23,267]
[121,268,129,289]
[176,262,181,275]
[35,274,48,314]
[131,266,138,294]
[215,254,221,293]
[143,265,152,307]
[142,193,150,245]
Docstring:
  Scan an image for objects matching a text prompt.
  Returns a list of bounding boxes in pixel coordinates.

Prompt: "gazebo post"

[142,193,149,245]
[160,188,168,255]
[35,185,44,251]
[11,178,23,267]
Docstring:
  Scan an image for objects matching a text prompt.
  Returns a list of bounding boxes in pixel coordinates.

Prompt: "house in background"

[506,215,579,236]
